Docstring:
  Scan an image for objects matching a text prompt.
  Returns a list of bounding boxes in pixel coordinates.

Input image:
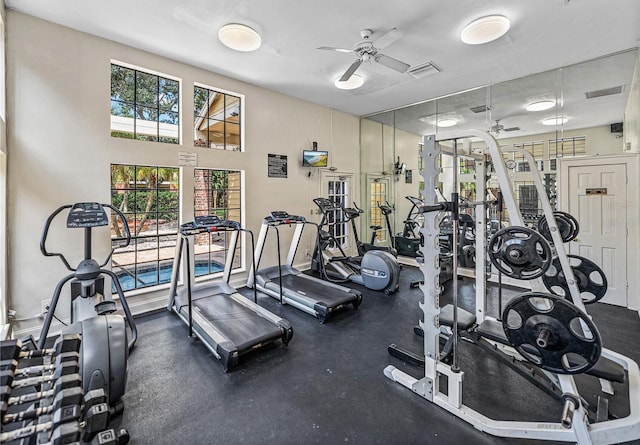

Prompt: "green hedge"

[112,191,178,220]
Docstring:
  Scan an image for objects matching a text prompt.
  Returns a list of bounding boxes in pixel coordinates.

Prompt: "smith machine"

[384,130,640,444]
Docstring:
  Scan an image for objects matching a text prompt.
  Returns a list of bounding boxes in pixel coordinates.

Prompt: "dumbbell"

[0,334,81,364]
[2,352,79,379]
[0,403,81,443]
[3,386,83,424]
[2,360,79,389]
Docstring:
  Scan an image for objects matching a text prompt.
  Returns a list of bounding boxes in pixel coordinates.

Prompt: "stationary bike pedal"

[95,300,117,315]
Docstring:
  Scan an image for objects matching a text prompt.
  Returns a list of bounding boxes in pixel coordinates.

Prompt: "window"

[194,85,242,151]
[459,158,475,175]
[514,141,543,171]
[549,136,586,159]
[110,64,180,143]
[110,165,180,292]
[326,178,350,249]
[194,169,243,277]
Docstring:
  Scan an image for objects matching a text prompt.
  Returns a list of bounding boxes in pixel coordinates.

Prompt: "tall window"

[193,85,242,151]
[110,165,180,292]
[327,178,350,249]
[110,64,180,143]
[194,169,243,277]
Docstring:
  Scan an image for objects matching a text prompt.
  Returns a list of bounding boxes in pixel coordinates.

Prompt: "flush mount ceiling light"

[542,116,568,126]
[437,118,458,128]
[461,15,510,45]
[334,74,364,90]
[218,23,262,52]
[526,100,556,112]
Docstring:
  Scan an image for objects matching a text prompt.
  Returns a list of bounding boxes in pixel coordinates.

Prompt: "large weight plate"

[537,211,579,243]
[488,226,552,280]
[542,255,608,304]
[502,292,601,374]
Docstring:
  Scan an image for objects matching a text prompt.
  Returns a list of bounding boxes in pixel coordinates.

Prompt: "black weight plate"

[537,211,579,243]
[502,292,601,374]
[488,226,553,280]
[542,255,608,304]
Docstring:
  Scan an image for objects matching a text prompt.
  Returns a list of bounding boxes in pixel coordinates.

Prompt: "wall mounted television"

[302,150,328,168]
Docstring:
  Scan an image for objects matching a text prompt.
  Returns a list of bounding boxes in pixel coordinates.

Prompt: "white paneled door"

[567,163,627,307]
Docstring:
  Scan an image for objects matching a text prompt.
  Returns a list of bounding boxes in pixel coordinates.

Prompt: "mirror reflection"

[360,49,638,265]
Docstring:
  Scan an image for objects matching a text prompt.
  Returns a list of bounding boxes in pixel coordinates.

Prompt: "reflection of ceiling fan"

[317,28,410,81]
[490,119,520,134]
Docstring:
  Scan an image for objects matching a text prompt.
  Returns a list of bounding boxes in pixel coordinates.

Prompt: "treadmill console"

[181,215,241,234]
[313,197,340,212]
[66,203,109,228]
[268,211,306,224]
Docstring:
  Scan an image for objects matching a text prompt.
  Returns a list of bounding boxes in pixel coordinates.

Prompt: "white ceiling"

[5,0,640,122]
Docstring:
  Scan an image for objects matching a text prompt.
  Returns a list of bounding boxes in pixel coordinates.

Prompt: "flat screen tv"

[302,150,328,168]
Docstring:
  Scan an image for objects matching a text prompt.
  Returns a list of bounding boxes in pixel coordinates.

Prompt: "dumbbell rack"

[384,130,640,444]
[1,334,129,444]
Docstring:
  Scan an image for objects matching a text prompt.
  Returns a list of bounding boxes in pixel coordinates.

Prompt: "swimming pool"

[114,261,224,291]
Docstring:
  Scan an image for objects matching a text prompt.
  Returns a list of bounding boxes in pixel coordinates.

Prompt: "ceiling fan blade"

[317,46,354,53]
[375,54,410,73]
[374,28,402,49]
[339,60,363,81]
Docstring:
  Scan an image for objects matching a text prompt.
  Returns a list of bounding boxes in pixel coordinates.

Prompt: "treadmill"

[168,215,293,371]
[247,211,362,323]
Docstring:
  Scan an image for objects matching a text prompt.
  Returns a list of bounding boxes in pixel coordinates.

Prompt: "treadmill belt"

[176,293,282,352]
[270,274,357,307]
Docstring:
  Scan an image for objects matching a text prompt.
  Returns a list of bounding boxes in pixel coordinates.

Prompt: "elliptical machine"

[393,196,424,258]
[311,198,400,294]
[343,203,396,257]
[38,202,137,411]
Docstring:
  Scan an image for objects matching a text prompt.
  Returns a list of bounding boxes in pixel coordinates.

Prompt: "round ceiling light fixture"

[218,23,262,52]
[461,15,511,45]
[542,116,568,126]
[437,118,458,128]
[334,74,364,90]
[526,100,556,112]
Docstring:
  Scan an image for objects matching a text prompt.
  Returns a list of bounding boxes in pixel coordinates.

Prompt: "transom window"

[194,169,243,276]
[110,164,180,292]
[194,85,243,151]
[110,63,180,144]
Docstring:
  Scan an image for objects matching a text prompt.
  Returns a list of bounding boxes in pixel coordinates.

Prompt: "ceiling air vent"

[585,85,624,99]
[470,105,491,113]
[407,62,440,79]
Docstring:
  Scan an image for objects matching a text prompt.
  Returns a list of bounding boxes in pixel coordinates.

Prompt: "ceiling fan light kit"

[218,23,262,52]
[526,100,556,111]
[334,74,364,90]
[461,15,511,45]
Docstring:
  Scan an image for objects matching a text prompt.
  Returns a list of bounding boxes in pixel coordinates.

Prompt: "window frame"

[110,61,181,144]
[110,163,181,293]
[193,168,245,278]
[193,82,245,152]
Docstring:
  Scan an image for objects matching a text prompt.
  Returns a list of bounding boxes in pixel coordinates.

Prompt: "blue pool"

[114,261,224,292]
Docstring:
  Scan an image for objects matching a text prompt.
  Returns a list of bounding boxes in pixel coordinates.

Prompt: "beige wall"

[6,12,360,337]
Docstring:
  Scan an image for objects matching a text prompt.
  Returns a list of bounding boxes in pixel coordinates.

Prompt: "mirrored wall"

[360,49,639,256]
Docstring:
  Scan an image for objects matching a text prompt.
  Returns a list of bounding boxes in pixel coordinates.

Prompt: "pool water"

[114,262,224,292]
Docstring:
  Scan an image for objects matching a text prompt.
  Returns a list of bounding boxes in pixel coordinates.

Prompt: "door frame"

[321,170,357,253]
[558,153,640,311]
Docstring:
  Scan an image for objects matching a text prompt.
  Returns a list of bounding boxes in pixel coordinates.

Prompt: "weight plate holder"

[537,211,580,244]
[542,254,608,304]
[488,226,553,280]
[502,292,602,375]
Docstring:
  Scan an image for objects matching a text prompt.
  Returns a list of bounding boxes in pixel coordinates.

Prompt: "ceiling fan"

[490,119,520,135]
[317,28,410,81]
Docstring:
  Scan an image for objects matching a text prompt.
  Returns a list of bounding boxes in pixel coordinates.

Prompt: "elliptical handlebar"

[40,203,131,271]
